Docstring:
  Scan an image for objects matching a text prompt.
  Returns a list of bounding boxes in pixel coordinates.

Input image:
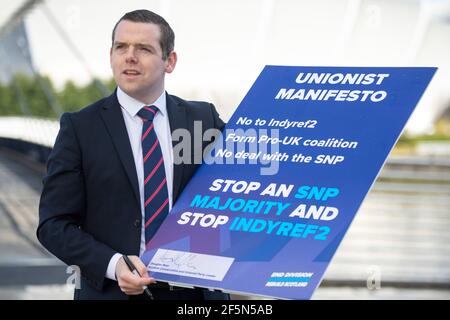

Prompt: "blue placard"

[142,66,436,299]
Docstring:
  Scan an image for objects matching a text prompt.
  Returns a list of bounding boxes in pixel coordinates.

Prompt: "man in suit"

[37,9,227,300]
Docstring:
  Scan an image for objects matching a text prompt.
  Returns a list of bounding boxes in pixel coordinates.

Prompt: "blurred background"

[0,0,449,300]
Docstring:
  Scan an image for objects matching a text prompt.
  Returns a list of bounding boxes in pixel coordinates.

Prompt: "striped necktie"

[137,105,169,248]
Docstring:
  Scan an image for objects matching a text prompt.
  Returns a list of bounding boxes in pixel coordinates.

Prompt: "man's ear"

[165,51,177,73]
[109,47,113,68]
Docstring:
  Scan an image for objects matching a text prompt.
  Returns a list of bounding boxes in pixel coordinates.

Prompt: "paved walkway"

[0,148,66,293]
[0,148,449,299]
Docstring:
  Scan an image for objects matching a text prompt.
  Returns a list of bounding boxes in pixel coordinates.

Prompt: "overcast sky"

[1,0,450,134]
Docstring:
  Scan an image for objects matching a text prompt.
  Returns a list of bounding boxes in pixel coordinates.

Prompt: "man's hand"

[115,255,156,295]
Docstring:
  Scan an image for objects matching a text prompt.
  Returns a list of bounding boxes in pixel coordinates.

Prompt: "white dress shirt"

[106,87,174,280]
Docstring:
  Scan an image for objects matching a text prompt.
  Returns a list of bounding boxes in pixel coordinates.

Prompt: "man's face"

[110,20,176,103]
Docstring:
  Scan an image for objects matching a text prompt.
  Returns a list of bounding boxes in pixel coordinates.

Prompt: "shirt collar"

[117,86,167,118]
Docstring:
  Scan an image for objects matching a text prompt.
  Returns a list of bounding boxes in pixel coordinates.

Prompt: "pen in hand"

[122,255,154,300]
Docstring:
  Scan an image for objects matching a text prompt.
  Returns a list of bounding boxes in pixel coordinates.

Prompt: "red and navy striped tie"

[137,105,169,248]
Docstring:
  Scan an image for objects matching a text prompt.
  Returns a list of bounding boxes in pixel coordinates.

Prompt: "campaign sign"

[142,66,436,299]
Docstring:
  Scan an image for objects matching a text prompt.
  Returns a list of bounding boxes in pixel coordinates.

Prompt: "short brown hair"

[112,9,175,60]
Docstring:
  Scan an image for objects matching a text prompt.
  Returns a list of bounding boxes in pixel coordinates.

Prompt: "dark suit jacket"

[37,91,227,299]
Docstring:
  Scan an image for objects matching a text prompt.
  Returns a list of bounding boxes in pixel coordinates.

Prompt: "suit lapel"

[100,92,141,205]
[166,93,187,202]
